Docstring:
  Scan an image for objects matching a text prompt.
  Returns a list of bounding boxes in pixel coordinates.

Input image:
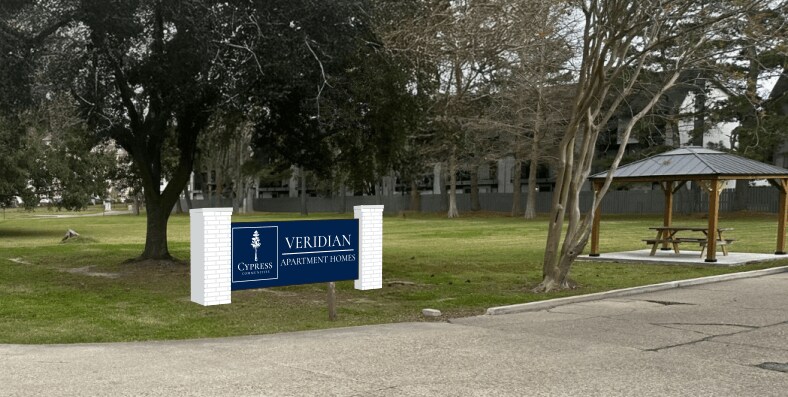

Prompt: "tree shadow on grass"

[0,227,62,239]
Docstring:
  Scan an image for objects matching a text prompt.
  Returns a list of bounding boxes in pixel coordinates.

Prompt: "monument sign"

[231,219,359,290]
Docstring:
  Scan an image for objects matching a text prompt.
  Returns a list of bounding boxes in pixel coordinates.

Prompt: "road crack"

[646,320,788,352]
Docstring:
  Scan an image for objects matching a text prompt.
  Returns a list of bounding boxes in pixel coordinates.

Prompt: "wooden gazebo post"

[704,179,724,263]
[775,179,788,255]
[660,181,674,250]
[589,180,603,257]
[658,180,688,250]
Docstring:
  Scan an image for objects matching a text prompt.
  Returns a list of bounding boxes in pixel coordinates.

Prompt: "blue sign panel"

[231,219,359,290]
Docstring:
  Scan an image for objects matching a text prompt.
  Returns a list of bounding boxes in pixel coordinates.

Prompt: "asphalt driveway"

[2,272,787,396]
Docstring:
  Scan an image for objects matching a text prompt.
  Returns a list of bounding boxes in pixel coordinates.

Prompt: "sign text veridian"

[231,219,359,290]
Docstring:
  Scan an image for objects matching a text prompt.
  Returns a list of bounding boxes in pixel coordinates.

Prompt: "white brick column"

[354,205,384,290]
[190,208,233,306]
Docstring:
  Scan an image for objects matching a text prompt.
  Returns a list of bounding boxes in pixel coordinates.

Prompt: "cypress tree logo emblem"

[251,230,261,261]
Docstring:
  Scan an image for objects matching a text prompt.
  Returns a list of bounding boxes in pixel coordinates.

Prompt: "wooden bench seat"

[645,226,736,258]
[644,237,736,257]
[642,239,680,244]
[699,239,736,257]
[675,237,706,243]
[643,239,680,255]
[697,239,737,245]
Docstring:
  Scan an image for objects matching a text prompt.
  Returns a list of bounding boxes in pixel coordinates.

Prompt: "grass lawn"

[1,208,786,344]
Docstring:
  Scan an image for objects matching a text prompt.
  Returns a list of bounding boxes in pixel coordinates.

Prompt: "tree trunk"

[338,182,347,214]
[244,182,254,213]
[235,137,245,214]
[174,196,184,214]
[207,171,214,207]
[511,159,522,216]
[127,131,193,261]
[137,160,192,260]
[439,164,448,212]
[233,180,243,214]
[233,180,242,214]
[447,150,459,218]
[734,179,750,211]
[693,77,706,146]
[141,201,172,260]
[409,180,421,212]
[289,166,298,198]
[300,167,308,216]
[387,170,399,213]
[691,183,702,213]
[524,155,538,219]
[664,119,677,147]
[216,170,224,207]
[525,95,543,220]
[537,251,580,291]
[470,165,481,211]
[537,133,581,291]
[133,194,141,216]
[183,186,193,211]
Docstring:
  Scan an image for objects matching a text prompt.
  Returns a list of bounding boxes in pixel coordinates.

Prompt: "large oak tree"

[2,0,228,259]
[73,0,222,260]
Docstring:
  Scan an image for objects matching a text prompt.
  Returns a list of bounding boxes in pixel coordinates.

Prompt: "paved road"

[2,272,787,396]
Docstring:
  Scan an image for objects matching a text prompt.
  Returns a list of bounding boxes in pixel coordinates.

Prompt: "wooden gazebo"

[588,147,788,262]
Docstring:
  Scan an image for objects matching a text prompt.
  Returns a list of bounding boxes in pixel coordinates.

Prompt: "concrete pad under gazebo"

[588,147,788,263]
[578,249,788,267]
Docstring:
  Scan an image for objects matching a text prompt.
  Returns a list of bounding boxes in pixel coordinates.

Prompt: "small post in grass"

[328,282,337,321]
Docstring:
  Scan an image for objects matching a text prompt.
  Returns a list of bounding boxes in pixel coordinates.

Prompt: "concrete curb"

[486,265,788,315]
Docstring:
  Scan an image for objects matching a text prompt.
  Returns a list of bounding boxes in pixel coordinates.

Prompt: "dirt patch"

[121,258,189,267]
[60,236,98,244]
[387,280,418,287]
[255,289,299,297]
[65,266,121,279]
[62,259,188,279]
[117,258,189,280]
[348,298,378,304]
[7,257,30,265]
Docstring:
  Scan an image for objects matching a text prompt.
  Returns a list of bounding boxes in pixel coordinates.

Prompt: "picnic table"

[644,226,735,257]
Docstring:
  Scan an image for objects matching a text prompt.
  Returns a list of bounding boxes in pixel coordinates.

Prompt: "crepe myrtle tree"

[536,0,769,291]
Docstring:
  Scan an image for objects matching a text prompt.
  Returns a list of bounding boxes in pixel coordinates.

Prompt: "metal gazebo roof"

[589,147,788,182]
